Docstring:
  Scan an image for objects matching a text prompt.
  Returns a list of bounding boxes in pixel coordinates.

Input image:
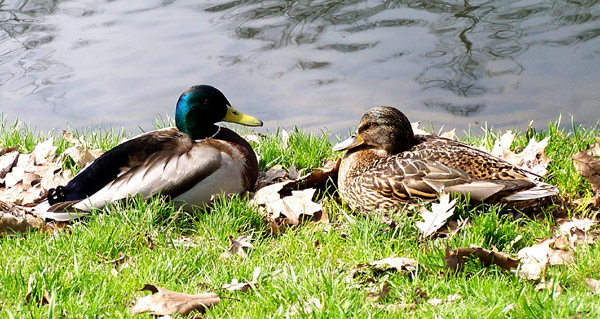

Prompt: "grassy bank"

[1,117,600,318]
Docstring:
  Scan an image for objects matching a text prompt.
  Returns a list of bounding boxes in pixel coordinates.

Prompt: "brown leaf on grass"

[296,159,340,188]
[380,214,400,232]
[221,267,260,293]
[490,131,551,176]
[373,303,417,312]
[369,257,418,274]
[25,275,49,306]
[279,127,290,148]
[288,297,323,315]
[256,165,290,189]
[518,238,575,265]
[558,217,598,246]
[61,146,102,168]
[221,279,253,293]
[438,218,471,238]
[439,128,456,140]
[366,281,391,301]
[534,279,562,297]
[353,257,418,279]
[585,278,600,294]
[590,136,600,157]
[1,201,44,235]
[573,151,600,195]
[98,253,136,276]
[427,294,461,306]
[0,148,19,179]
[411,121,429,136]
[242,132,261,145]
[132,284,220,316]
[517,238,575,280]
[559,217,597,235]
[267,188,322,224]
[416,192,456,238]
[253,185,326,235]
[33,138,57,165]
[221,235,254,259]
[444,246,518,271]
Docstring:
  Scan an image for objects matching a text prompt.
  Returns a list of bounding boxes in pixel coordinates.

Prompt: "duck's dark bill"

[223,105,263,127]
[332,134,361,151]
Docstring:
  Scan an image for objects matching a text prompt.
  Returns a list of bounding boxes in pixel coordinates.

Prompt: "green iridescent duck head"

[333,106,415,155]
[175,85,263,139]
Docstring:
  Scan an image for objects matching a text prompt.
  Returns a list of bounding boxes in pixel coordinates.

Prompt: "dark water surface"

[1,0,600,136]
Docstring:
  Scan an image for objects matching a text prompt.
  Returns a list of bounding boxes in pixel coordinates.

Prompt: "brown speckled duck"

[332,106,558,212]
[39,85,263,221]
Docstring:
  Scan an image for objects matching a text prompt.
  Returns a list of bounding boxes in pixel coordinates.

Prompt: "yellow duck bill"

[223,105,263,127]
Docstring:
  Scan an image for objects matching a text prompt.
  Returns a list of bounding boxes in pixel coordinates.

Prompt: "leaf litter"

[444,245,519,272]
[4,125,600,315]
[0,132,103,234]
[489,130,551,176]
[221,234,255,259]
[251,160,337,235]
[132,284,220,316]
[221,267,261,293]
[416,192,456,238]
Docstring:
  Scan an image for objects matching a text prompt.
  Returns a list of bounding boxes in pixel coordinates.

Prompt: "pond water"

[1,0,600,137]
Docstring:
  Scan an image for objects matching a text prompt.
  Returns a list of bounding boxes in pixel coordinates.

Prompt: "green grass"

[1,116,600,318]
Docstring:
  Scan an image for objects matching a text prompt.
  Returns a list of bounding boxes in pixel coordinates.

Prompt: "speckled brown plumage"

[333,106,558,213]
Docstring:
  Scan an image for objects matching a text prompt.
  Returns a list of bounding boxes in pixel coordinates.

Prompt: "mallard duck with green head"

[333,106,558,212]
[40,85,263,221]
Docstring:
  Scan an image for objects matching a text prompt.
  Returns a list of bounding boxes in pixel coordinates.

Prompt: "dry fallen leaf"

[132,284,220,316]
[221,279,253,293]
[0,148,19,179]
[242,133,261,145]
[517,238,575,280]
[439,128,456,140]
[288,296,323,315]
[572,151,600,195]
[33,138,57,165]
[369,257,418,274]
[559,217,597,235]
[25,275,49,306]
[253,183,326,235]
[256,164,290,189]
[366,281,391,301]
[221,267,260,293]
[353,257,418,281]
[427,294,461,306]
[518,238,575,265]
[416,192,456,238]
[534,279,562,297]
[590,136,600,157]
[411,121,430,136]
[98,253,136,276]
[444,245,518,271]
[585,278,600,294]
[490,131,551,176]
[279,127,290,147]
[1,201,44,235]
[221,234,254,259]
[558,217,598,247]
[296,159,340,188]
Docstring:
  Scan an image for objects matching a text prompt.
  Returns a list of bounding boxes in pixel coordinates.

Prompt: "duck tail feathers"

[35,200,90,222]
[502,181,558,201]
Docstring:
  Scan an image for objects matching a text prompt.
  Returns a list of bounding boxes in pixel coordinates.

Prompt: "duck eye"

[369,122,378,128]
[203,98,210,105]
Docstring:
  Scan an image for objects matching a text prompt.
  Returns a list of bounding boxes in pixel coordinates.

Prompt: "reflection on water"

[1,0,600,135]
